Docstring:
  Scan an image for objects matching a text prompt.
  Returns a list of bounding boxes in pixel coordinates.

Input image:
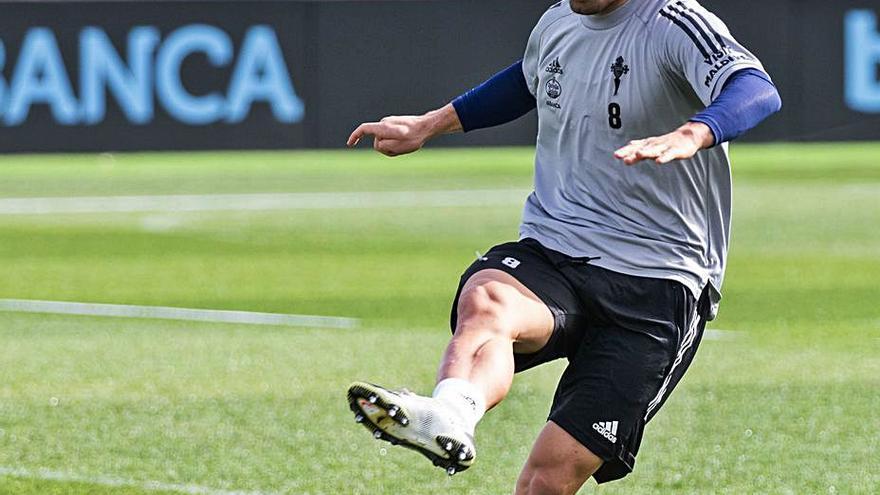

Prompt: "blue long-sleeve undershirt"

[451,61,781,145]
[451,60,536,132]
[690,68,782,146]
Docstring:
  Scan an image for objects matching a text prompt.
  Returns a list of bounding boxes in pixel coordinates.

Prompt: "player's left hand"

[614,122,715,165]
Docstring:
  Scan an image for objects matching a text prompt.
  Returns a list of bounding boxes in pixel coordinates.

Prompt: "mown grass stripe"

[0,189,531,215]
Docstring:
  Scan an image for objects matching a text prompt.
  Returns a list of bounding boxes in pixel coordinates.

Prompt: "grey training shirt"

[520,0,768,319]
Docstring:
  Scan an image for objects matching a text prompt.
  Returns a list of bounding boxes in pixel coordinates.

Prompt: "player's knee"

[517,467,569,495]
[455,280,518,336]
[517,445,597,495]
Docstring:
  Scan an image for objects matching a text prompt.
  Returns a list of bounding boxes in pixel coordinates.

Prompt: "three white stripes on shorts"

[644,305,702,419]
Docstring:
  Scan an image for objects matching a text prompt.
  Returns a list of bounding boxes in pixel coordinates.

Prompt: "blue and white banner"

[0,1,315,151]
[845,9,880,114]
[0,25,304,127]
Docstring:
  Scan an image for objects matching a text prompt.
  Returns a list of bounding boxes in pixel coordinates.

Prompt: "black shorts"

[449,238,709,484]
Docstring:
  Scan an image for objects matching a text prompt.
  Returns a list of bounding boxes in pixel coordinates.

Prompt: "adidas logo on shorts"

[592,421,618,443]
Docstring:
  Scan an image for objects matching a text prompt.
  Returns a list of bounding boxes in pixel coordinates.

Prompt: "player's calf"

[515,422,603,495]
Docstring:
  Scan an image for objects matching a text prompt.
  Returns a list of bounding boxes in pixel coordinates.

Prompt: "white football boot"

[347,381,476,475]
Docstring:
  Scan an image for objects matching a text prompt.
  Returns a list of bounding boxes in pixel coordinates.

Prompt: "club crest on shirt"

[544,77,562,109]
[610,56,630,96]
[546,78,562,99]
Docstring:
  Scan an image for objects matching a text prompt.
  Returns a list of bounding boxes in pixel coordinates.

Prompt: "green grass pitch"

[0,144,877,494]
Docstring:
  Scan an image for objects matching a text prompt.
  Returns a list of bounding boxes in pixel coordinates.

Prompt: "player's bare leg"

[515,422,603,495]
[437,268,555,409]
[347,269,554,474]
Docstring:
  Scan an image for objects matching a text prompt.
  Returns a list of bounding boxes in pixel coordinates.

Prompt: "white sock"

[432,378,486,432]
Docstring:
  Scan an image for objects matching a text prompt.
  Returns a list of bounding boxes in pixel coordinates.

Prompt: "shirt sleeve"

[657,0,768,105]
[522,1,570,97]
[521,11,544,97]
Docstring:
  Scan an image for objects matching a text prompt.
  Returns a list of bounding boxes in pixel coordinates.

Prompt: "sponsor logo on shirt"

[703,52,751,87]
[545,57,564,75]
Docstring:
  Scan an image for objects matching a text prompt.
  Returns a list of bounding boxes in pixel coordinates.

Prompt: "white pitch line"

[0,466,278,495]
[0,299,359,329]
[0,189,531,215]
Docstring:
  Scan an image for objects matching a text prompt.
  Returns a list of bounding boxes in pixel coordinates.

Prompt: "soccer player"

[345,0,781,492]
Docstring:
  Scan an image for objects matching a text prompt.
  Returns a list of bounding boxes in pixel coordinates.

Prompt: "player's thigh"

[515,421,603,495]
[450,239,584,362]
[456,268,554,354]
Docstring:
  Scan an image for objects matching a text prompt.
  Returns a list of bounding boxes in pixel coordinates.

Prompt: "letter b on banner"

[845,10,880,113]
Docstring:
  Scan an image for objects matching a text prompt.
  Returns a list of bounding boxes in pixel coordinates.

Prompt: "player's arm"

[346,61,536,157]
[615,69,782,165]
[616,1,782,165]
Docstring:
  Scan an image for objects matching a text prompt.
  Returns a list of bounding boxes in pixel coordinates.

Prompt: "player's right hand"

[346,115,432,157]
[347,104,463,157]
